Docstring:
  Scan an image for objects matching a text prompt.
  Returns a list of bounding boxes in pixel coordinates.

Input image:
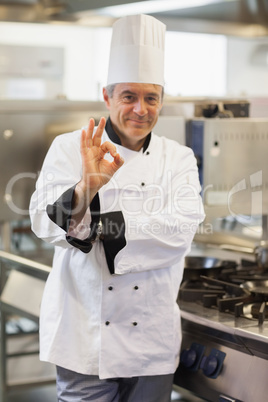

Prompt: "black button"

[146,151,150,155]
[141,182,145,186]
[134,286,139,290]
[132,322,138,326]
[105,321,110,326]
[108,286,113,291]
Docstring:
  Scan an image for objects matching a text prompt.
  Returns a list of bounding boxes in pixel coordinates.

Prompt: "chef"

[29,14,205,402]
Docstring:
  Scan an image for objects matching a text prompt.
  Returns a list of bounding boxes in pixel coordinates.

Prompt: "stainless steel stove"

[174,247,268,402]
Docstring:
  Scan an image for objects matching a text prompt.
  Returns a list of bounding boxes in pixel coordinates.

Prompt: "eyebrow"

[119,90,160,98]
[120,90,136,96]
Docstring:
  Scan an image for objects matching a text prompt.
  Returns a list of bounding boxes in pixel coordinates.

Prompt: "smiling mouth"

[129,119,149,124]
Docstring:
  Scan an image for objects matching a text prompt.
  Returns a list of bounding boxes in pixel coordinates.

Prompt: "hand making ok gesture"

[72,117,124,224]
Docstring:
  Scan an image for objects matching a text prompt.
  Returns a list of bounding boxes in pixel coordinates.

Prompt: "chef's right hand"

[71,117,124,225]
[79,117,124,195]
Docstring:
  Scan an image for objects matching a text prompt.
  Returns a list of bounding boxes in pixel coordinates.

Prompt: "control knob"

[180,342,205,372]
[200,348,226,379]
[180,348,197,368]
[200,355,218,376]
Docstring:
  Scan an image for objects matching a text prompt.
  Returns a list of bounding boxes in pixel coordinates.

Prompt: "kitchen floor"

[6,384,206,401]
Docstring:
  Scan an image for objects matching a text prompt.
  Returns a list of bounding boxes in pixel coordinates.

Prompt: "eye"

[123,95,135,103]
[147,97,158,105]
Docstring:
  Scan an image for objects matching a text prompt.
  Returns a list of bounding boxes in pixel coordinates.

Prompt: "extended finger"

[93,117,106,147]
[85,118,95,148]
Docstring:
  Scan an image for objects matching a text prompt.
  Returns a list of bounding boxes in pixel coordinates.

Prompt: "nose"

[133,98,147,116]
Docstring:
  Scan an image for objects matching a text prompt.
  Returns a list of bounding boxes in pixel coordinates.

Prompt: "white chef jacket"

[29,123,205,379]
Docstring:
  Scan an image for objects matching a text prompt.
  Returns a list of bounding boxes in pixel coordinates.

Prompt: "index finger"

[92,117,106,147]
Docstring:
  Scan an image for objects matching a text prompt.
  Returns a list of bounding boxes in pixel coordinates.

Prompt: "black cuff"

[46,185,76,232]
[65,236,93,253]
[66,193,101,253]
[47,185,101,252]
[46,186,126,270]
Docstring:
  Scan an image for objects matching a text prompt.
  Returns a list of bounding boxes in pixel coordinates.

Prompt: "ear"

[103,87,111,109]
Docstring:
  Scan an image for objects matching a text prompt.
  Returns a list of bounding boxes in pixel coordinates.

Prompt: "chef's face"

[103,83,163,151]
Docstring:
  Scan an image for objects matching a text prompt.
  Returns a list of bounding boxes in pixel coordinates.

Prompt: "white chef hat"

[107,14,166,86]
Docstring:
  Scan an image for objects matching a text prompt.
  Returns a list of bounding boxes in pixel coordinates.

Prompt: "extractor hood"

[0,0,267,37]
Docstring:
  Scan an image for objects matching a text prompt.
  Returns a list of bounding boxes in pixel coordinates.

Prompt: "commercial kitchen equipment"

[186,117,268,252]
[0,44,64,100]
[0,250,53,402]
[173,116,268,401]
[194,100,250,119]
[186,117,268,218]
[174,245,268,402]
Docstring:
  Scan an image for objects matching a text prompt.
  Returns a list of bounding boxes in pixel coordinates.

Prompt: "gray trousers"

[56,365,174,402]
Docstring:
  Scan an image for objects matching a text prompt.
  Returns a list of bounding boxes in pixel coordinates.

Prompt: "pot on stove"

[183,256,236,281]
[241,280,268,297]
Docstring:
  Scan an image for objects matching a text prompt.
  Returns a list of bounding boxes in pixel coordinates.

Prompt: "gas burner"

[179,259,268,326]
[229,259,268,283]
[179,280,226,303]
[180,276,252,310]
[241,302,268,324]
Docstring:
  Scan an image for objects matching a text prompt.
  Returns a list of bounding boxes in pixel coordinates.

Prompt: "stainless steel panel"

[1,270,45,317]
[0,45,64,77]
[0,100,108,222]
[202,118,268,216]
[175,318,268,402]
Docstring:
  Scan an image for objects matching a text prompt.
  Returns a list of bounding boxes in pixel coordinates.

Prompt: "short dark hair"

[105,83,164,101]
